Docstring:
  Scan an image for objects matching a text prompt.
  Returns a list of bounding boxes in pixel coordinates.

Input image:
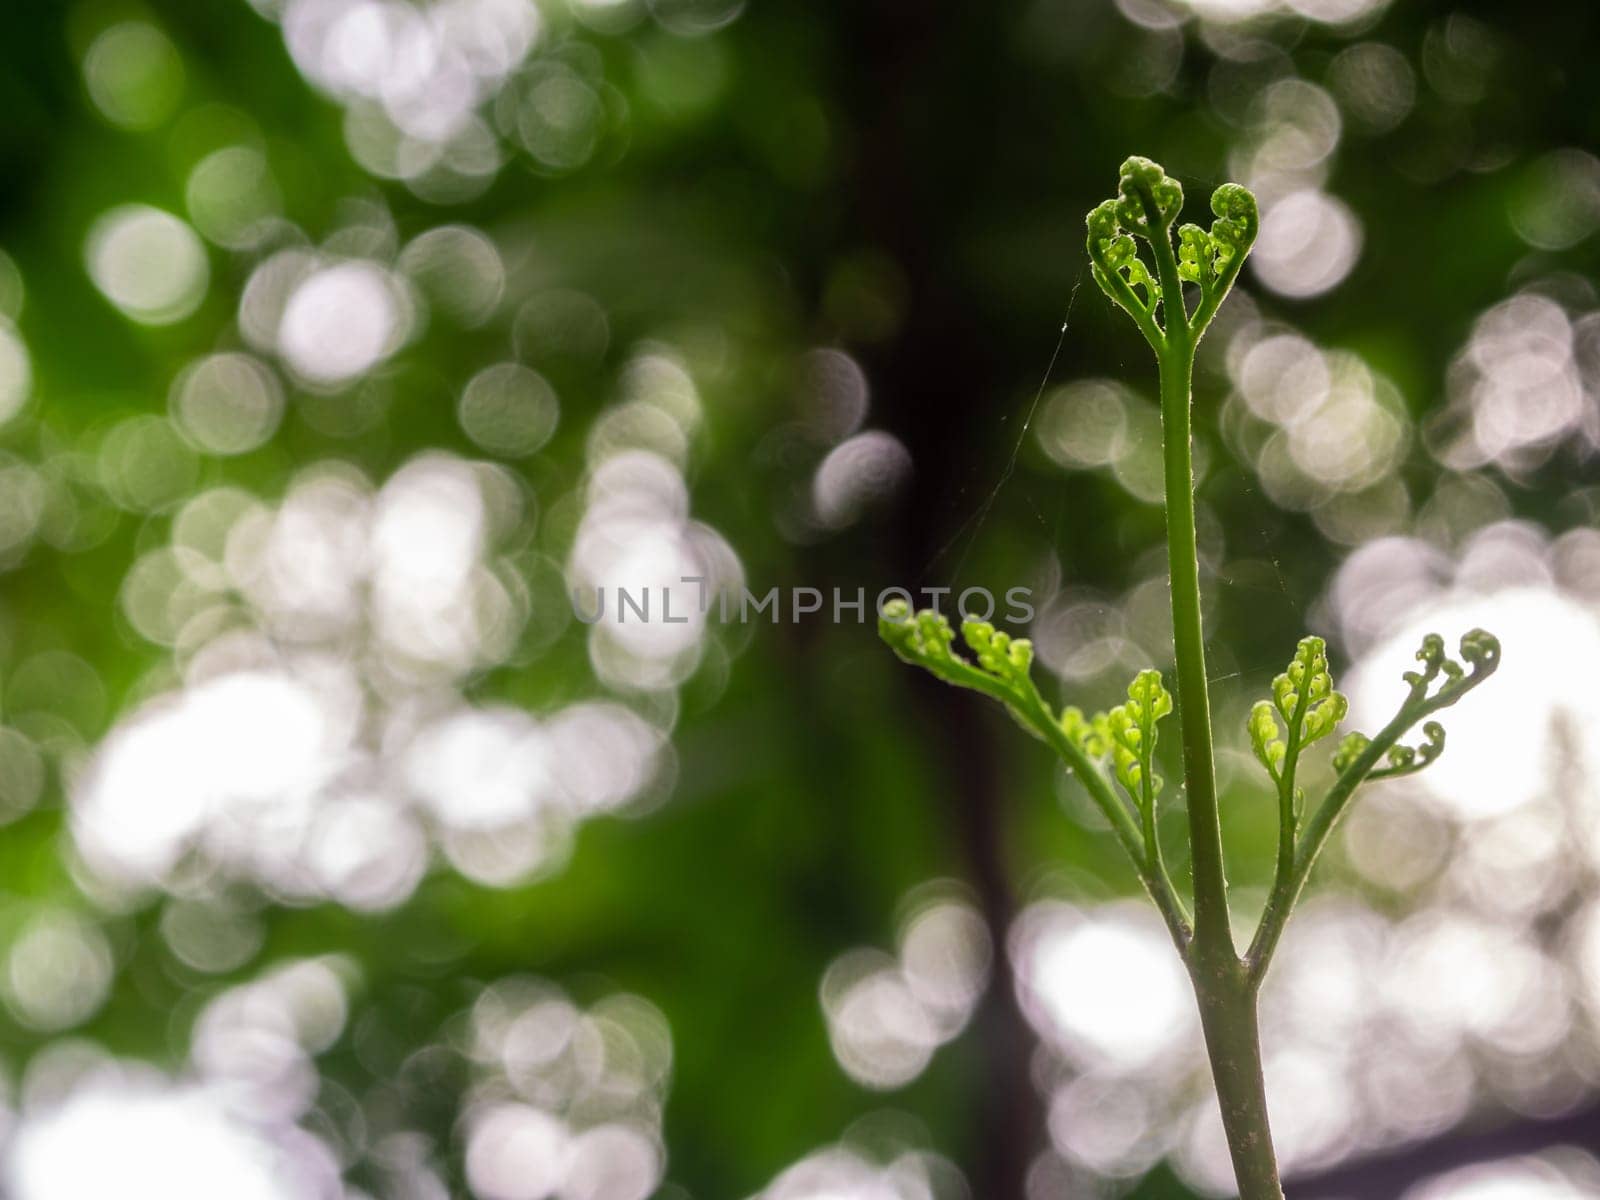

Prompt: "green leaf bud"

[1332,731,1370,773]
[1208,183,1259,265]
[1117,156,1184,235]
[1253,636,1347,789]
[1177,224,1212,285]
[1249,700,1286,780]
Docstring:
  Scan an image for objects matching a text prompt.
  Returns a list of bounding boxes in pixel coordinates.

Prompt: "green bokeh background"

[1,1,1598,1197]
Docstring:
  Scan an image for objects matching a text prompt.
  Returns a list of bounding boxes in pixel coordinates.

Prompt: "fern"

[880,157,1500,1199]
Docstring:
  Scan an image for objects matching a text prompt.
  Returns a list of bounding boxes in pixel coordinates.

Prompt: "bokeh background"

[0,0,1599,1197]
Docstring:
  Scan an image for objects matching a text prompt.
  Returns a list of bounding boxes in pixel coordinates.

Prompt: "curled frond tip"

[1086,156,1258,347]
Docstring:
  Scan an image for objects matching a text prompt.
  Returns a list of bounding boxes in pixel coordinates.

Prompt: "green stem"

[1159,341,1282,1200]
[1254,681,1309,986]
[1193,960,1284,1200]
[1156,340,1229,946]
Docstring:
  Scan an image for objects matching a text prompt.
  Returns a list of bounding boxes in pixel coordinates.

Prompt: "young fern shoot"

[879,157,1501,1200]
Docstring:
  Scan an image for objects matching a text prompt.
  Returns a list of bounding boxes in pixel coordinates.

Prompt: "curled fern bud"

[1404,635,1450,697]
[877,598,920,652]
[1372,721,1446,781]
[1104,668,1173,808]
[1249,700,1286,780]
[1404,633,1447,694]
[1117,156,1184,235]
[1459,629,1500,674]
[1085,711,1113,760]
[1303,690,1348,744]
[1208,183,1259,266]
[1399,629,1503,709]
[1332,731,1370,774]
[914,607,956,657]
[1088,201,1129,264]
[1087,157,1258,350]
[1107,706,1142,794]
[1332,629,1500,798]
[878,604,1051,724]
[1284,638,1345,747]
[1253,636,1348,791]
[1087,200,1161,326]
[1418,720,1446,763]
[1177,224,1213,285]
[963,619,1034,684]
[1061,706,1093,750]
[878,603,965,679]
[1123,257,1159,308]
[1127,668,1174,723]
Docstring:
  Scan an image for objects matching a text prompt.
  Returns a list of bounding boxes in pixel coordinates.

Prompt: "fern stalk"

[880,157,1499,1199]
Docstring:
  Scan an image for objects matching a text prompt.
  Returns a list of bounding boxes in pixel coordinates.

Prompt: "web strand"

[921,268,1086,583]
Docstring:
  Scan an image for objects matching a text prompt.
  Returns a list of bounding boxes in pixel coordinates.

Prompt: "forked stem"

[883,156,1498,1200]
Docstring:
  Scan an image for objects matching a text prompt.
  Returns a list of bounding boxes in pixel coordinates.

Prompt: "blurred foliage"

[2,1,1600,1198]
